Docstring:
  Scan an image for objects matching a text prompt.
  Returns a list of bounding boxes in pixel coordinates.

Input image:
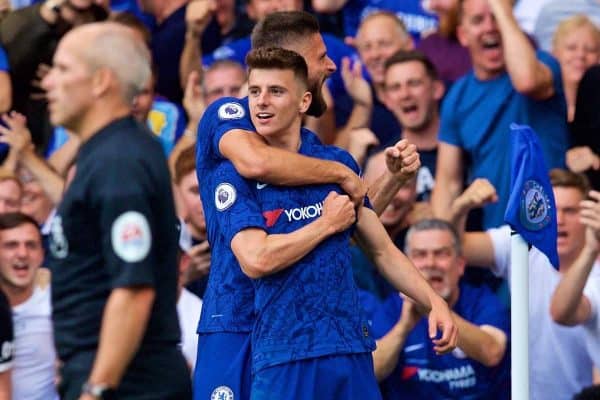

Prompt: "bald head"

[62,22,151,103]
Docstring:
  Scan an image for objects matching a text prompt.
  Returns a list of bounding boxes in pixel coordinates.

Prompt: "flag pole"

[510,232,529,400]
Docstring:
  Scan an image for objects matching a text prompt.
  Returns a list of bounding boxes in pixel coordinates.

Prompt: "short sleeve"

[213,162,266,245]
[92,157,161,288]
[197,98,255,160]
[537,50,563,99]
[486,225,512,279]
[330,146,372,209]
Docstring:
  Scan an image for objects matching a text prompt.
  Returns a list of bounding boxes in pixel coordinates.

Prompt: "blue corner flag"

[504,124,559,269]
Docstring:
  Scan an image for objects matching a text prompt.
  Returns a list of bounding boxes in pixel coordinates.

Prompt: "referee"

[42,22,191,400]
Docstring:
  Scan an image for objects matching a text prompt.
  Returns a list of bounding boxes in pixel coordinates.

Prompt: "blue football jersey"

[196,98,322,334]
[371,282,510,399]
[212,131,375,373]
[196,97,257,334]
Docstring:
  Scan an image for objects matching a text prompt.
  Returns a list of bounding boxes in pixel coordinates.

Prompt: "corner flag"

[504,124,559,269]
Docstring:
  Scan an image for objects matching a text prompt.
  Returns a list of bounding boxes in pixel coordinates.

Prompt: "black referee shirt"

[48,117,181,363]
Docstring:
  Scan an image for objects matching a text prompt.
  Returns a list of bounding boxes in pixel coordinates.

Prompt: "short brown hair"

[246,47,308,88]
[384,49,439,80]
[251,11,320,50]
[174,145,196,185]
[0,212,40,236]
[549,168,591,196]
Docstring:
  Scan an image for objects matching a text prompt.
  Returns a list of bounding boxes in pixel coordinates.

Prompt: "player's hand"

[453,178,498,214]
[384,139,420,184]
[428,296,458,355]
[183,70,206,129]
[185,240,211,283]
[341,57,372,108]
[339,168,367,208]
[321,191,356,234]
[581,190,600,253]
[347,128,379,166]
[567,146,600,173]
[0,111,35,155]
[186,0,216,37]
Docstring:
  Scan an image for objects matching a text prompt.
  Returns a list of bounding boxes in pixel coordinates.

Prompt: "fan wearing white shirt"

[450,169,600,400]
[0,212,58,400]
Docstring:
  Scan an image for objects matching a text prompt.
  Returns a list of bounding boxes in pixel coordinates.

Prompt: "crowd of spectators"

[0,0,597,398]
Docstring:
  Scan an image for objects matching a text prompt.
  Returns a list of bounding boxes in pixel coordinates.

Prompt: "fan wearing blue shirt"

[371,218,510,400]
[430,0,569,229]
[216,46,457,400]
[193,11,422,400]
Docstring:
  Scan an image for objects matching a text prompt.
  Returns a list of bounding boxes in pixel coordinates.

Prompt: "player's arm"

[487,0,554,100]
[367,140,420,216]
[550,191,600,326]
[353,207,458,354]
[85,286,155,390]
[231,191,355,278]
[431,142,464,222]
[219,130,366,205]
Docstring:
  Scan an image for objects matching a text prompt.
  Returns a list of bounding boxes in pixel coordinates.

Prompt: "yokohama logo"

[262,202,323,227]
[284,202,323,221]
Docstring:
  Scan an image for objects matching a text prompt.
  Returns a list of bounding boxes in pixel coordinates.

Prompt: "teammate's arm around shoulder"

[353,208,458,353]
[219,130,366,207]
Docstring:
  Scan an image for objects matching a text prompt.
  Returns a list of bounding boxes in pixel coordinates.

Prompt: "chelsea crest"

[519,180,552,231]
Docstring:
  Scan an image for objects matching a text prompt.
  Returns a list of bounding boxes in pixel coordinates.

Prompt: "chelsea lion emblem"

[519,180,552,230]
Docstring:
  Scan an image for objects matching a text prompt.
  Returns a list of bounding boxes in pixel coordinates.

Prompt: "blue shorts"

[193,332,252,400]
[251,353,382,400]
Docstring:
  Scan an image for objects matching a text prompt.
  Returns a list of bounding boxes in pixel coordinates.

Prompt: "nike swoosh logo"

[256,183,268,189]
[405,343,425,353]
